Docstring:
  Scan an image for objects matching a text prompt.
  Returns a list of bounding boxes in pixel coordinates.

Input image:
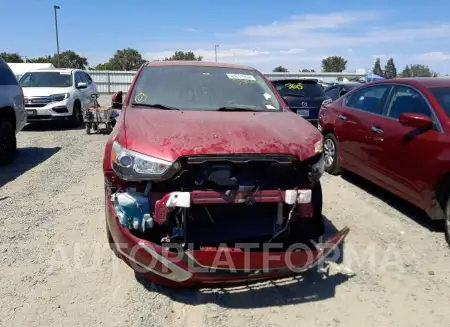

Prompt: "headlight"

[111,141,178,181]
[50,93,70,102]
[314,139,323,154]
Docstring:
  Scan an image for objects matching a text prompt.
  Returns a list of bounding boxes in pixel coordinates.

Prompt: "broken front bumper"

[105,188,350,287]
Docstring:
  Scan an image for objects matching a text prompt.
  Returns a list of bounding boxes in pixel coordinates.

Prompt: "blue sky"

[3,0,450,73]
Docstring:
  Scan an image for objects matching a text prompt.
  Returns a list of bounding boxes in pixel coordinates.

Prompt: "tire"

[0,120,17,165]
[70,102,83,128]
[323,133,343,175]
[85,123,91,134]
[445,197,450,247]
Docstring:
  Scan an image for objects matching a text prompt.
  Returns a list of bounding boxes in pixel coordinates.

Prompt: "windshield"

[130,66,282,111]
[429,87,450,117]
[272,80,326,97]
[19,71,73,87]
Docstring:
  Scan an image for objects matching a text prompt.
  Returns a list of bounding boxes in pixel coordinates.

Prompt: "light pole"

[53,5,60,67]
[214,45,219,62]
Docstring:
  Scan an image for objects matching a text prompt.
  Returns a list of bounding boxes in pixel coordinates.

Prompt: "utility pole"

[54,5,60,67]
[214,45,219,62]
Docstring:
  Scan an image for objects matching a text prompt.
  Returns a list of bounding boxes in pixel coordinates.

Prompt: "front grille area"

[25,97,52,108]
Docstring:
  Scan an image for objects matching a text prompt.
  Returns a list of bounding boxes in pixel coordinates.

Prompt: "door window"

[74,72,83,86]
[385,85,432,119]
[325,87,339,100]
[345,85,391,115]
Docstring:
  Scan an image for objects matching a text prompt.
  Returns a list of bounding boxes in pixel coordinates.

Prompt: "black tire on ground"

[445,197,450,247]
[323,132,344,175]
[70,102,83,128]
[85,122,91,134]
[0,120,17,165]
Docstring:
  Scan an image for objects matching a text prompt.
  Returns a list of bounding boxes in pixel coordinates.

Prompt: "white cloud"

[238,11,380,37]
[183,28,199,32]
[414,51,450,61]
[141,12,450,72]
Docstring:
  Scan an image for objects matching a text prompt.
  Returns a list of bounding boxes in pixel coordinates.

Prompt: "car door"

[81,72,96,107]
[75,72,90,109]
[364,84,445,204]
[334,84,392,177]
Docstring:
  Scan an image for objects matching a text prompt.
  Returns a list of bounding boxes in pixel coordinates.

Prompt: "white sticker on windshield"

[265,104,276,109]
[59,71,71,75]
[226,73,256,81]
[263,93,272,100]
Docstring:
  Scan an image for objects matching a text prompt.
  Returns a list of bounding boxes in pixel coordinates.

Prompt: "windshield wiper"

[131,103,181,110]
[215,106,261,112]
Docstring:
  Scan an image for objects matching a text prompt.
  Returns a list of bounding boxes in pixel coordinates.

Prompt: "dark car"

[318,78,450,245]
[270,78,332,126]
[323,82,362,101]
[103,61,349,287]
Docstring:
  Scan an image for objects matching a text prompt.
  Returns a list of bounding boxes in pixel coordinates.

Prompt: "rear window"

[272,80,326,97]
[19,71,73,87]
[429,87,450,118]
[0,58,19,86]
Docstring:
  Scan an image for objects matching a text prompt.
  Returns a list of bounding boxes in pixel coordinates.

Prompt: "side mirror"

[76,82,88,89]
[399,113,433,129]
[111,91,123,110]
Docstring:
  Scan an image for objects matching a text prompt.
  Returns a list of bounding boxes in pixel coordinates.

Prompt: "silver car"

[0,57,26,165]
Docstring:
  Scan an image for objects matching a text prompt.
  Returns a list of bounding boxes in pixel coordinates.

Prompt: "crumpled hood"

[123,108,322,162]
[22,87,71,97]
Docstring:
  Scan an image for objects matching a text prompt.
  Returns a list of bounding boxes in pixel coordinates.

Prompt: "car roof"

[145,60,256,71]
[26,68,81,73]
[367,77,450,88]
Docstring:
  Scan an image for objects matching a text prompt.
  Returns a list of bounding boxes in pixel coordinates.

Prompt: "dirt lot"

[1,103,450,326]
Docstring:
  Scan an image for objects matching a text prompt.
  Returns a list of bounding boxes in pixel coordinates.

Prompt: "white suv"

[0,57,26,165]
[18,68,97,127]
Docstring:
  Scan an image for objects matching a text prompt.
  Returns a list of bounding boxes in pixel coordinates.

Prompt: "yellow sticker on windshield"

[285,82,303,90]
[134,93,148,103]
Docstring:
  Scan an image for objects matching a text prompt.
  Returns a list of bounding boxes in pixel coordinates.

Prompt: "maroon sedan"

[103,61,349,287]
[318,78,450,245]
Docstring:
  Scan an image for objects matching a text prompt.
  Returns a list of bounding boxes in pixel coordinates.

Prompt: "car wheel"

[0,120,17,165]
[70,102,83,128]
[323,133,343,175]
[445,197,450,247]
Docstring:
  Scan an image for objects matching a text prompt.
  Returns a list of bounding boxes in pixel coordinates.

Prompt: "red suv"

[103,61,349,287]
[318,78,450,245]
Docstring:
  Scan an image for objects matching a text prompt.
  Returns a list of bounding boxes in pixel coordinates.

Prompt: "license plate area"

[27,109,37,116]
[296,109,309,117]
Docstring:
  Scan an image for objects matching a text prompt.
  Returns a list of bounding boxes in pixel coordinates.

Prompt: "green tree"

[102,48,146,71]
[27,55,53,64]
[93,62,115,70]
[163,51,203,61]
[372,58,384,76]
[400,65,412,77]
[55,50,88,69]
[321,56,347,72]
[384,58,397,79]
[27,51,88,69]
[0,52,24,63]
[409,64,438,77]
[273,65,288,72]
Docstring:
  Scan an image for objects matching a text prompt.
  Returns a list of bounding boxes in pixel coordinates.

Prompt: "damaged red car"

[103,61,349,287]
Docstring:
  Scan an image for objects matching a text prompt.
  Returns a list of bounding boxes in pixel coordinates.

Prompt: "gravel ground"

[1,100,450,326]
